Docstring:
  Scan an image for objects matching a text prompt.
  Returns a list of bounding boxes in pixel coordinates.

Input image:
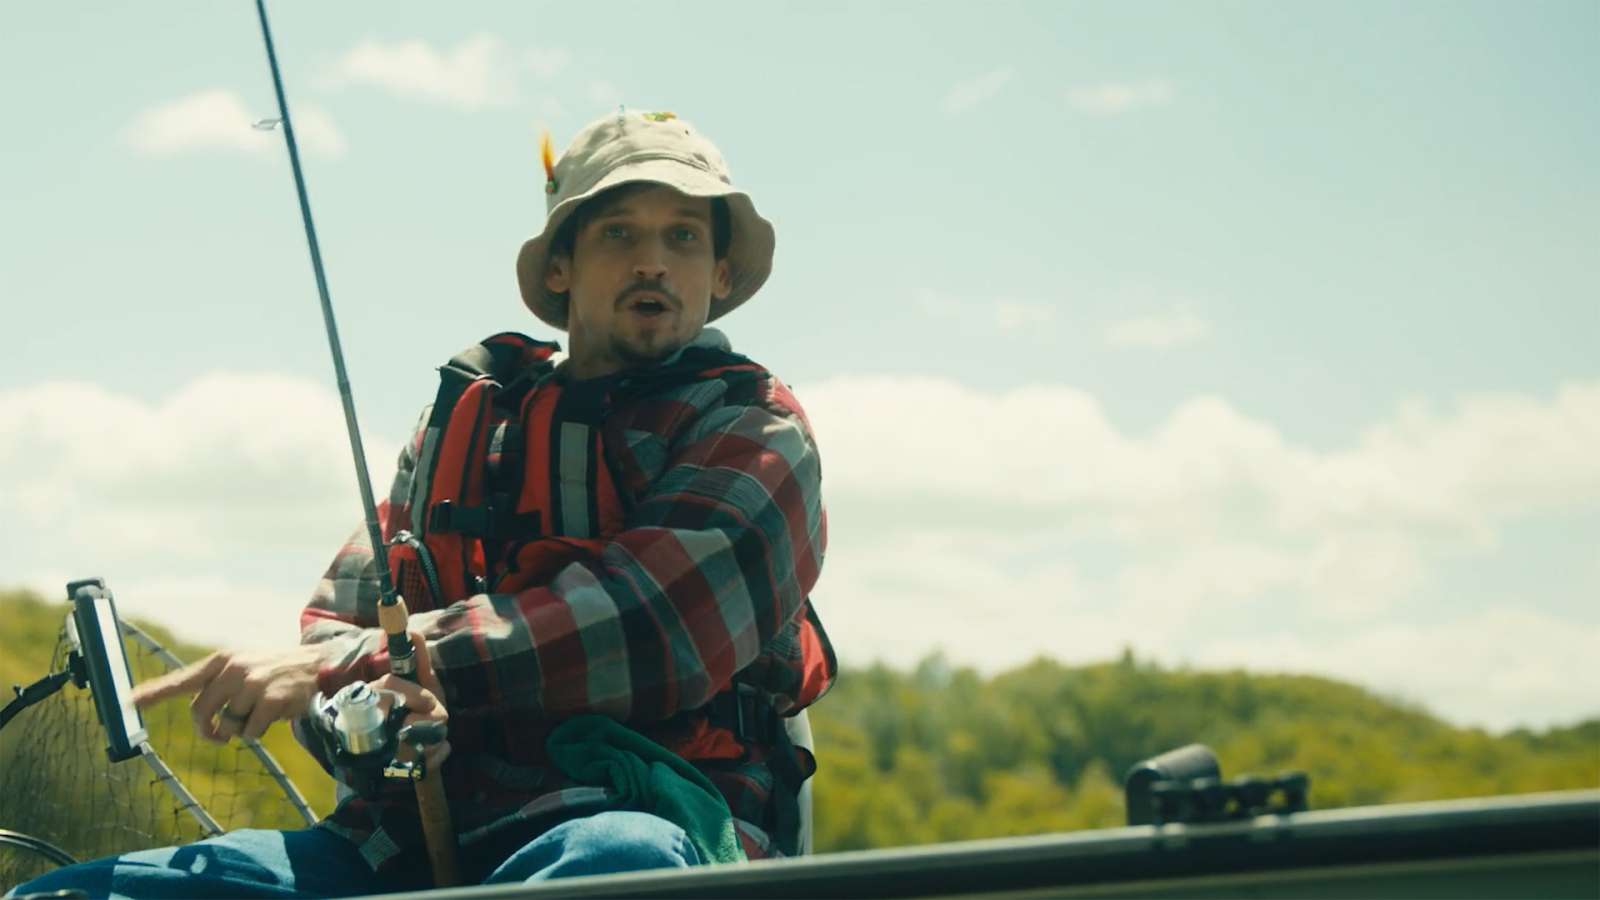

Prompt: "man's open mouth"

[623,291,675,317]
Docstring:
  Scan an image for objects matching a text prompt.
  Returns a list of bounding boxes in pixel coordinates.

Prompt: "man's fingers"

[377,640,449,771]
[371,669,448,767]
[213,706,246,742]
[132,646,324,745]
[189,665,246,743]
[131,653,226,708]
[240,698,278,742]
[408,631,446,701]
[422,739,452,771]
[213,679,266,742]
[372,674,443,718]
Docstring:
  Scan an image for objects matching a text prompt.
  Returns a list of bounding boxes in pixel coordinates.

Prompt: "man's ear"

[545,254,571,294]
[711,258,732,301]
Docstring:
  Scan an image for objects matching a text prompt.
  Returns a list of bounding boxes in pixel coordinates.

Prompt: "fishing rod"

[251,0,459,886]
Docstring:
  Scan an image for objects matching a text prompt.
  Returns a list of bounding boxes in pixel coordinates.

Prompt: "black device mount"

[0,579,149,763]
[0,661,84,734]
[1124,743,1310,826]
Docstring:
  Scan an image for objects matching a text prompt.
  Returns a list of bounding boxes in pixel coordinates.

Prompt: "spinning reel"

[303,682,448,798]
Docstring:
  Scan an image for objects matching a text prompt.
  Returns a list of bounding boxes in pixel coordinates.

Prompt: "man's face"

[546,184,731,379]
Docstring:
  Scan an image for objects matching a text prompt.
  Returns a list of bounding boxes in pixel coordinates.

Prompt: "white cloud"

[800,375,1600,729]
[1111,531,1427,624]
[587,80,622,111]
[5,371,1597,729]
[0,375,398,651]
[918,290,1057,334]
[127,576,305,650]
[323,35,519,109]
[523,48,571,119]
[943,67,1015,116]
[523,47,571,80]
[916,290,965,319]
[123,89,346,159]
[288,106,349,157]
[818,530,1099,670]
[1104,308,1210,348]
[1067,79,1174,115]
[807,376,1600,543]
[1188,609,1600,731]
[994,300,1056,332]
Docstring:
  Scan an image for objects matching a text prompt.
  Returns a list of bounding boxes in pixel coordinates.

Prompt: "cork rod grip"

[415,774,460,886]
[377,597,410,643]
[379,594,460,887]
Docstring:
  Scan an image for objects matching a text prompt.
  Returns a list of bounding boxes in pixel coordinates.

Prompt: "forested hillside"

[2,588,1594,863]
[808,652,1598,850]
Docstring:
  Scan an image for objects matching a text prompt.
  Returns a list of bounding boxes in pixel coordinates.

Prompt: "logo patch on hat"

[642,111,677,122]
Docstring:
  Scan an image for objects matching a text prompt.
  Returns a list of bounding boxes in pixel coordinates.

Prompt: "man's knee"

[558,811,701,869]
[489,810,703,882]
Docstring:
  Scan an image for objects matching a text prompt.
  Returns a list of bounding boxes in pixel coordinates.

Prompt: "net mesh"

[0,618,316,890]
[0,834,69,891]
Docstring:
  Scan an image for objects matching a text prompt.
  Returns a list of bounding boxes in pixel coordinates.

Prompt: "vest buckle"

[428,500,540,540]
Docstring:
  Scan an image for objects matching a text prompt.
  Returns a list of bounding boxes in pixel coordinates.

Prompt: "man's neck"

[561,329,726,382]
[562,355,623,382]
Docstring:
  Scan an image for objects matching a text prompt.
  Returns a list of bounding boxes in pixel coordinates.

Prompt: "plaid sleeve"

[317,386,826,723]
[290,424,415,775]
[298,409,429,668]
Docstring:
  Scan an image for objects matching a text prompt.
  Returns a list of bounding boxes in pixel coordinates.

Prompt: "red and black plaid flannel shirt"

[294,330,832,873]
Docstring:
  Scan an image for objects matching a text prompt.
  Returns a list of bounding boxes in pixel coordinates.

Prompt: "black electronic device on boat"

[65,578,148,762]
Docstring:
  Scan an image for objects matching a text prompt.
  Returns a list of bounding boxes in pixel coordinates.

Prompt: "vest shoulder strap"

[434,332,560,416]
[448,331,561,377]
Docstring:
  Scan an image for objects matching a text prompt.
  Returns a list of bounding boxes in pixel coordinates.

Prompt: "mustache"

[615,282,682,310]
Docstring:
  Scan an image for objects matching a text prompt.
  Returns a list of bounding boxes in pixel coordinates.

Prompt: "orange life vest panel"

[382,333,829,765]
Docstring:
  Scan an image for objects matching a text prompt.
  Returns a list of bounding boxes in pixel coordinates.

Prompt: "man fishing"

[9,109,835,898]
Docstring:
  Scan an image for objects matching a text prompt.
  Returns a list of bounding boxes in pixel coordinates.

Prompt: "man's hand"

[129,633,450,765]
[131,644,327,743]
[371,650,451,771]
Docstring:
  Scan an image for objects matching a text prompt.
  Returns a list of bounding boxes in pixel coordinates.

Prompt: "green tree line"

[2,587,1594,867]
[808,651,1598,851]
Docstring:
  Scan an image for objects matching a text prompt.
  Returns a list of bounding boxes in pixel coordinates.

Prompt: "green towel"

[546,714,747,865]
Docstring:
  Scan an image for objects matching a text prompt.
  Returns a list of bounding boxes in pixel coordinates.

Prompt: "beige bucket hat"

[515,110,776,330]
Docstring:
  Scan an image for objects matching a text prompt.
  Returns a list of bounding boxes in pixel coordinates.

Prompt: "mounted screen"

[67,578,149,762]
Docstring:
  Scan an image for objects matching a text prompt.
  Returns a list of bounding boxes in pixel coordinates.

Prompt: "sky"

[2,1,1596,732]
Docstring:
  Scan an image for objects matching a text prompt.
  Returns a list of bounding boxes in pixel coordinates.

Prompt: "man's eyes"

[596,223,700,243]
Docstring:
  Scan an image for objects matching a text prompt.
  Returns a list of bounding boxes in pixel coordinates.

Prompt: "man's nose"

[632,238,668,280]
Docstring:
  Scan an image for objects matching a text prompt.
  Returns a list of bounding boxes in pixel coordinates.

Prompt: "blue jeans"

[6,811,704,899]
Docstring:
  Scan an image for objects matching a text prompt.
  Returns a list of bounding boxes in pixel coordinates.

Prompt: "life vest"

[386,331,791,610]
[385,330,595,607]
[382,332,829,847]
